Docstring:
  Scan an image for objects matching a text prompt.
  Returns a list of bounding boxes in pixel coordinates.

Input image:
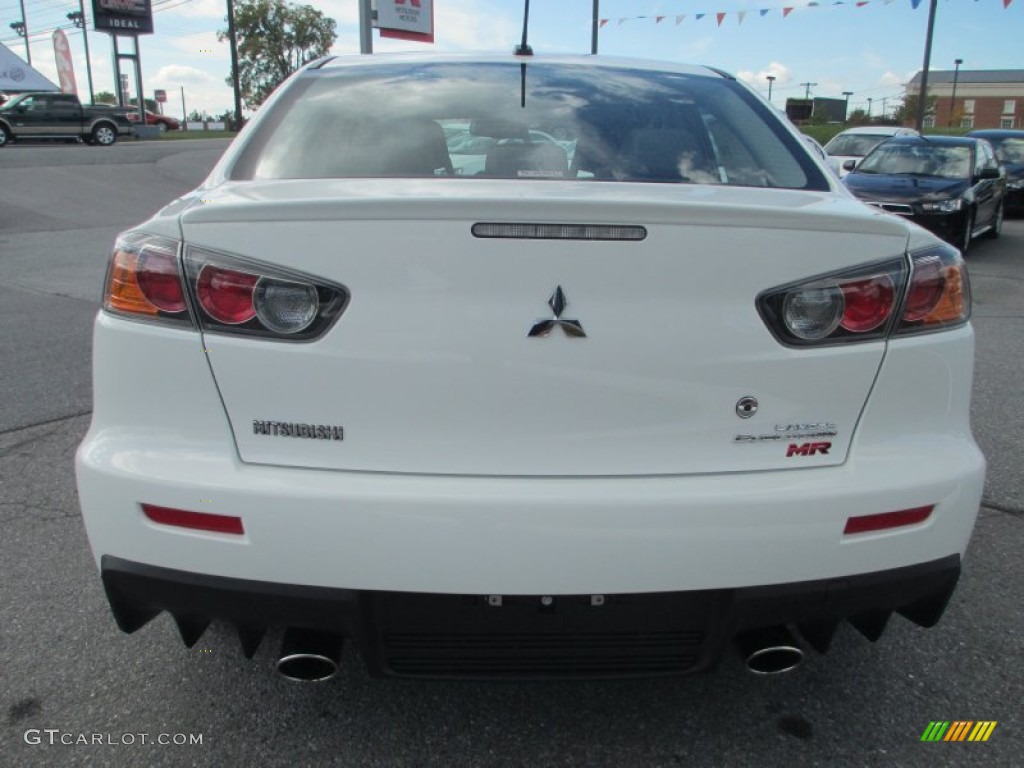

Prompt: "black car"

[968,129,1024,215]
[842,135,1005,253]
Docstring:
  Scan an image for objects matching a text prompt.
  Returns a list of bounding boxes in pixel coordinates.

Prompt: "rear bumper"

[101,554,961,678]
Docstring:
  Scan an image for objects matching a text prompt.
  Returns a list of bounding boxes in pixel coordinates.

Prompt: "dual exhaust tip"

[274,625,805,681]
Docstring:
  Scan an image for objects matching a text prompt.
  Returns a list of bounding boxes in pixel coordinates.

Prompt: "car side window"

[980,142,998,171]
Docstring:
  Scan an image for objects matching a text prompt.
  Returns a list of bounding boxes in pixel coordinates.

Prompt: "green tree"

[892,94,938,127]
[94,90,116,104]
[219,0,336,110]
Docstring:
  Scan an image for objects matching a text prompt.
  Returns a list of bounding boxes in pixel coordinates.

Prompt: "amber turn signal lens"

[104,248,159,316]
[923,264,966,324]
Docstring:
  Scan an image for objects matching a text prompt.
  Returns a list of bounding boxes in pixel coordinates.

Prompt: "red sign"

[52,30,78,94]
[154,89,167,103]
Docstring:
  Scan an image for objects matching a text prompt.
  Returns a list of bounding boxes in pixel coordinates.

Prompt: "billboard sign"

[91,0,154,35]
[378,0,434,44]
[52,30,78,94]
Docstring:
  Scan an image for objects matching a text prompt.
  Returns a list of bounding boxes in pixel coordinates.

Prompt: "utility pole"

[881,97,888,120]
[67,4,95,104]
[842,91,853,121]
[948,58,963,127]
[867,97,873,117]
[359,0,373,54]
[11,0,30,65]
[766,75,776,102]
[915,0,938,132]
[800,81,817,100]
[225,0,243,129]
[591,0,599,55]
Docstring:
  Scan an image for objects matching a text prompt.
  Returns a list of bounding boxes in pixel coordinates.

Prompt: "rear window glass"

[824,134,891,158]
[231,62,826,190]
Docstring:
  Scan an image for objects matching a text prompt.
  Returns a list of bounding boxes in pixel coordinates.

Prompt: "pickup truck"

[0,92,135,147]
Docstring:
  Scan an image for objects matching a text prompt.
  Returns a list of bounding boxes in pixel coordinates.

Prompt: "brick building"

[905,69,1024,130]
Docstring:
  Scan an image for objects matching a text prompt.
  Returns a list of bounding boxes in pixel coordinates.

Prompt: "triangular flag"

[760,8,771,15]
[782,7,794,16]
[599,18,608,27]
[696,12,706,20]
[676,14,686,24]
[716,12,727,25]
[911,0,922,8]
[1003,0,1012,8]
[656,15,666,23]
[856,1,868,6]
[737,10,747,23]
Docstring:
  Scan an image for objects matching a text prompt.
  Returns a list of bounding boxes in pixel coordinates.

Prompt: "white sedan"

[76,54,984,681]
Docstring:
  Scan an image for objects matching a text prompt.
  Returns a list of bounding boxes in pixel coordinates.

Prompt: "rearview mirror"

[842,159,857,172]
[976,167,1000,180]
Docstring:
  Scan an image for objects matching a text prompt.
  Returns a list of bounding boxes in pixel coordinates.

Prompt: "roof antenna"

[514,0,533,56]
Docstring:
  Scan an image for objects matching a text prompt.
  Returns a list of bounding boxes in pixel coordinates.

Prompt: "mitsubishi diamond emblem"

[528,286,586,338]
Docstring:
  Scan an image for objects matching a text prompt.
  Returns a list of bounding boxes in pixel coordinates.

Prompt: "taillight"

[103,233,189,325]
[184,247,348,341]
[758,259,907,346]
[102,232,349,341]
[895,244,970,334]
[758,244,969,347]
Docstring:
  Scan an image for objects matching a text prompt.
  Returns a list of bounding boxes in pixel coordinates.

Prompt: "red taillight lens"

[843,506,933,535]
[197,265,258,324]
[902,254,945,321]
[136,247,187,313]
[142,504,245,535]
[840,275,895,333]
[758,258,906,346]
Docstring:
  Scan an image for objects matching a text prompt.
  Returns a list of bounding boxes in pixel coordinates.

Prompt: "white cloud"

[738,61,791,88]
[879,71,904,88]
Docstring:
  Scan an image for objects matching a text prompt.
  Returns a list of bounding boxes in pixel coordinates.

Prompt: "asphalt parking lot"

[0,140,1021,767]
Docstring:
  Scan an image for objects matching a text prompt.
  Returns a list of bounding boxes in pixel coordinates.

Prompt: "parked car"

[0,92,134,146]
[967,129,1024,215]
[823,126,919,177]
[77,54,984,682]
[843,135,1005,253]
[125,109,181,131]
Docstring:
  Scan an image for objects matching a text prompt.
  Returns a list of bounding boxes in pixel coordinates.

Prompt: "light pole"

[67,7,95,104]
[14,0,30,65]
[591,0,599,55]
[867,97,874,118]
[914,0,938,132]
[842,91,853,121]
[766,75,776,102]
[948,58,963,127]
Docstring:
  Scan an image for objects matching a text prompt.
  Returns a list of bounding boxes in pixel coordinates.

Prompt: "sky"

[1,0,1021,118]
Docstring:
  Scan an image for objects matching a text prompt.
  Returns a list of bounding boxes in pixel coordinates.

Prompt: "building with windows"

[905,69,1024,130]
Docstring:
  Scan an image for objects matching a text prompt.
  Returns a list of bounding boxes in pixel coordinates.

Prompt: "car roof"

[967,129,1024,138]
[834,126,918,136]
[313,53,726,80]
[885,135,979,148]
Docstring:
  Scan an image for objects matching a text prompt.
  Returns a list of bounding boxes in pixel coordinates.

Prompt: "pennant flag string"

[597,0,1014,31]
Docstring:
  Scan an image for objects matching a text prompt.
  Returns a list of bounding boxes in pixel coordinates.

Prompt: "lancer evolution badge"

[528,286,586,338]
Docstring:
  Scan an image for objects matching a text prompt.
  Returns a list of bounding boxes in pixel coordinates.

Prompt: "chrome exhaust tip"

[276,628,343,682]
[737,626,805,675]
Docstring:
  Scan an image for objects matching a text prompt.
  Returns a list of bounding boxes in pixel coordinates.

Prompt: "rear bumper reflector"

[843,505,933,535]
[141,504,245,535]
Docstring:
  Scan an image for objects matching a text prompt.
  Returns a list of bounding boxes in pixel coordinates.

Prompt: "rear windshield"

[824,134,892,158]
[230,62,827,190]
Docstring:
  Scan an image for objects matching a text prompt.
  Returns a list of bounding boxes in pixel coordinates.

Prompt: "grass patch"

[150,130,238,141]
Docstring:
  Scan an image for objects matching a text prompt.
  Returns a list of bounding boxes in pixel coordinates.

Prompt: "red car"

[125,110,180,132]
